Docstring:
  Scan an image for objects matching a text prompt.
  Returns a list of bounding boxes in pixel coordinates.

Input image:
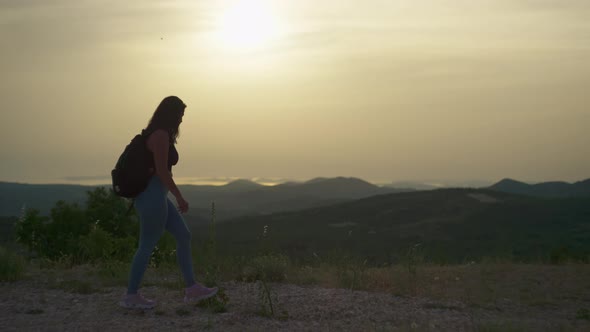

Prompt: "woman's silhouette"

[119,96,217,309]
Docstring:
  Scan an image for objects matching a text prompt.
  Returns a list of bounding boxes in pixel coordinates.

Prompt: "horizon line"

[2,176,588,188]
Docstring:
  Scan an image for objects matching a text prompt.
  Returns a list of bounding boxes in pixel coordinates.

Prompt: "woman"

[119,96,218,309]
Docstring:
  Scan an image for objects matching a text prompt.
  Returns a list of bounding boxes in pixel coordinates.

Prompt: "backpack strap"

[141,129,152,138]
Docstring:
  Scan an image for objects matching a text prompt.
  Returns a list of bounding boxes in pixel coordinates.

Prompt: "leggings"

[127,175,196,294]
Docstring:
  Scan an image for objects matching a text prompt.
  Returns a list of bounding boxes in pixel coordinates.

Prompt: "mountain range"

[0,177,409,219]
[1,177,588,221]
[181,177,414,221]
[488,178,590,197]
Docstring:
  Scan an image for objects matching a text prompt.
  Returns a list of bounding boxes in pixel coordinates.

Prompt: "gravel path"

[1,281,588,331]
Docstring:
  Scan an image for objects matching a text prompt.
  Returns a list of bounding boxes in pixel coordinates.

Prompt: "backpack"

[111,131,154,198]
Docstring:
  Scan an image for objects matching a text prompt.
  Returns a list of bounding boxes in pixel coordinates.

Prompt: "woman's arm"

[147,129,188,213]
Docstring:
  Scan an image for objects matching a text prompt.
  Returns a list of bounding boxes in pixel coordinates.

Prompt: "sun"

[214,0,283,52]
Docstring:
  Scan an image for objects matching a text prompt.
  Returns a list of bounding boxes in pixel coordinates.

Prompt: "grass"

[238,253,289,282]
[14,254,590,308]
[286,265,319,285]
[7,249,590,329]
[280,262,590,308]
[422,302,463,311]
[197,252,590,311]
[175,307,191,316]
[95,260,129,287]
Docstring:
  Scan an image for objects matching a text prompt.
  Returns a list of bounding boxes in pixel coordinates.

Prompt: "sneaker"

[119,293,157,309]
[184,283,218,303]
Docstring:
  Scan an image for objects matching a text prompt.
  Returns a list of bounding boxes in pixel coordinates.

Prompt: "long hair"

[145,96,186,144]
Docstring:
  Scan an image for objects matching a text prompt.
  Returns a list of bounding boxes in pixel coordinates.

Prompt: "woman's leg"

[126,177,168,294]
[165,199,218,302]
[165,198,196,287]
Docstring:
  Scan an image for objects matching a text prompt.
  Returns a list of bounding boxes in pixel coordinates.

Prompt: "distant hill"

[274,177,397,199]
[196,188,590,263]
[0,182,99,217]
[181,177,411,222]
[382,181,439,190]
[489,178,590,197]
[0,177,410,220]
[223,179,265,192]
[383,180,493,190]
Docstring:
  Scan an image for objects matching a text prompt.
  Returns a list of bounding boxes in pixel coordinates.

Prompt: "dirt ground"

[1,279,589,332]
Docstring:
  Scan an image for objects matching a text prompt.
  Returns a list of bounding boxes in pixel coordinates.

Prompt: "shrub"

[0,246,26,282]
[78,225,114,262]
[45,201,90,259]
[111,236,137,261]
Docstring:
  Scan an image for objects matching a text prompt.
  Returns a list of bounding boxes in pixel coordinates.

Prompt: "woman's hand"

[176,196,189,214]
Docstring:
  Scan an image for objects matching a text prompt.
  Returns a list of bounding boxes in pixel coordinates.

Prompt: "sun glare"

[214,0,284,52]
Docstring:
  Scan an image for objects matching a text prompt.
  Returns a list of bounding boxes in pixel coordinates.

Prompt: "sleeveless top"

[142,129,179,171]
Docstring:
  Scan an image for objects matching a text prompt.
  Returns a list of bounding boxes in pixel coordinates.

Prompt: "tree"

[14,209,48,256]
[85,187,139,238]
[15,188,139,261]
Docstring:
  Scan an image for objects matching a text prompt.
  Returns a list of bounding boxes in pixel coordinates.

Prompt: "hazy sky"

[1,0,589,185]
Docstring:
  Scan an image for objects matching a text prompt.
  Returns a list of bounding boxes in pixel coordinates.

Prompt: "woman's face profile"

[179,110,185,124]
